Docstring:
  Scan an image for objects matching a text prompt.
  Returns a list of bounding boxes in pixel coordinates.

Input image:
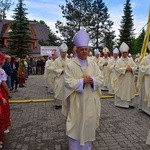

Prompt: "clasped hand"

[126,66,132,72]
[83,76,93,84]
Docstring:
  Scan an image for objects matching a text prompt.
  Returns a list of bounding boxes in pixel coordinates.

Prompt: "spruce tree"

[119,0,134,53]
[8,0,31,58]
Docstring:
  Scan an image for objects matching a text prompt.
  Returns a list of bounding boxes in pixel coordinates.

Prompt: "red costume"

[0,83,5,142]
[0,53,11,143]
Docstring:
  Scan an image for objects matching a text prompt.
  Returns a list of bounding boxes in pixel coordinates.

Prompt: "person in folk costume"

[62,29,103,150]
[137,42,150,115]
[0,53,11,135]
[0,78,7,149]
[53,43,70,109]
[107,48,119,94]
[98,47,110,91]
[17,58,26,87]
[46,51,57,94]
[114,42,137,108]
[44,51,52,88]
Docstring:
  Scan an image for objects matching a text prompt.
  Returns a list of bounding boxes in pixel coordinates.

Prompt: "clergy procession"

[42,29,150,150]
[0,28,150,150]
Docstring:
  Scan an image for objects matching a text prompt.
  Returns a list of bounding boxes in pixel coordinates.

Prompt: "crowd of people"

[0,54,48,148]
[44,29,150,150]
[0,29,150,149]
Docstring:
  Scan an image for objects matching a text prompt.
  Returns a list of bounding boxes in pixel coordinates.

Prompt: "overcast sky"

[6,0,150,37]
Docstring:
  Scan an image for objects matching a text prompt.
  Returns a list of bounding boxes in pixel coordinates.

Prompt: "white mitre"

[59,43,68,52]
[119,42,129,52]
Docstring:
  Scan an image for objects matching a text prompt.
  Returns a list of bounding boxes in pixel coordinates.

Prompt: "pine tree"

[8,0,31,58]
[119,0,134,53]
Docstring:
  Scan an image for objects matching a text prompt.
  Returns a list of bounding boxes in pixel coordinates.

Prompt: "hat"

[113,48,119,54]
[119,42,129,52]
[59,43,68,52]
[73,29,90,47]
[94,49,100,55]
[102,47,109,54]
[148,41,150,51]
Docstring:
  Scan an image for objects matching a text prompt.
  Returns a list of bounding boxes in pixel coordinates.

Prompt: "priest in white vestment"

[114,42,137,108]
[92,49,101,65]
[44,52,52,88]
[53,43,70,109]
[62,29,103,150]
[98,47,110,91]
[137,42,150,115]
[46,53,56,94]
[107,48,119,94]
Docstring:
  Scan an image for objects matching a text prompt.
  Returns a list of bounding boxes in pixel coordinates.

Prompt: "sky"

[6,0,150,38]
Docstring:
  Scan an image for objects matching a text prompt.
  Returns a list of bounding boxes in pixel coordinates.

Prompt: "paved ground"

[2,75,150,150]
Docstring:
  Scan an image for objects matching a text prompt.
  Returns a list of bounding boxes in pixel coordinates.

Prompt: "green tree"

[8,0,31,58]
[36,20,61,46]
[39,30,61,46]
[56,0,115,52]
[56,0,92,53]
[47,30,61,46]
[89,0,115,50]
[133,29,145,54]
[33,20,48,26]
[0,0,14,19]
[118,0,134,53]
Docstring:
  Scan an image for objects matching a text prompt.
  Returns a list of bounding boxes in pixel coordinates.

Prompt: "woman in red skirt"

[0,79,7,148]
[0,53,11,148]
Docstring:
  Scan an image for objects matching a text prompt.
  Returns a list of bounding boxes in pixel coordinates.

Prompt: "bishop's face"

[113,53,118,59]
[76,46,89,60]
[122,52,128,58]
[60,52,67,59]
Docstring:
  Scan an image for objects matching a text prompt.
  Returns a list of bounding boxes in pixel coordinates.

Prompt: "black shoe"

[129,105,135,108]
[55,105,62,109]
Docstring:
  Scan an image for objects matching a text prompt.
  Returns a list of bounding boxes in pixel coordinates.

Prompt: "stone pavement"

[2,75,150,150]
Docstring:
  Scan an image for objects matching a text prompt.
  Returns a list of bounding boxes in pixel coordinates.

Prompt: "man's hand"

[83,76,93,84]
[126,65,132,72]
[103,62,108,67]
